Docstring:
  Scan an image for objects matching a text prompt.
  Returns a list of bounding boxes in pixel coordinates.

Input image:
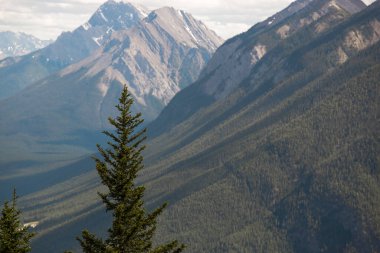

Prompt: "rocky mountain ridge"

[0,4,223,161]
[149,0,369,137]
[0,31,51,60]
[200,0,367,100]
[0,1,148,100]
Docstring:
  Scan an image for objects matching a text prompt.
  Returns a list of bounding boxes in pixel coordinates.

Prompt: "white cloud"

[0,0,376,40]
[0,0,101,39]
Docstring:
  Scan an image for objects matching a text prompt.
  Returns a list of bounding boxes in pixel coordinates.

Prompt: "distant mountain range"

[0,0,149,100]
[0,31,51,60]
[3,0,378,252]
[0,2,223,162]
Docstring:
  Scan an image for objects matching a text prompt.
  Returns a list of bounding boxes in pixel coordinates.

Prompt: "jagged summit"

[141,6,222,51]
[55,5,223,122]
[87,0,148,30]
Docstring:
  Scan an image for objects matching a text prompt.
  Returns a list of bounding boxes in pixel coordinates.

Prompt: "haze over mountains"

[0,0,149,100]
[0,31,51,60]
[0,0,379,252]
[0,1,223,162]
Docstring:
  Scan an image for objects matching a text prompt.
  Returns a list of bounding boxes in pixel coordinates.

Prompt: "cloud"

[0,0,101,39]
[0,0,376,40]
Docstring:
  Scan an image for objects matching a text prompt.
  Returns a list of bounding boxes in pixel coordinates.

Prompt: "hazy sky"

[0,0,376,40]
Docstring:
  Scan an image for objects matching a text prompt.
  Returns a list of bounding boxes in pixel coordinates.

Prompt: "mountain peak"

[0,1,150,100]
[88,0,148,29]
[0,2,224,146]
[142,7,223,51]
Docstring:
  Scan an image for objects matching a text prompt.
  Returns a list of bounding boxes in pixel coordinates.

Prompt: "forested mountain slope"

[141,1,380,252]
[3,0,379,252]
[149,0,367,137]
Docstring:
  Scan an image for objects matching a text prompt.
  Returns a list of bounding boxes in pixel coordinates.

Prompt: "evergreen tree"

[78,86,185,253]
[0,190,35,253]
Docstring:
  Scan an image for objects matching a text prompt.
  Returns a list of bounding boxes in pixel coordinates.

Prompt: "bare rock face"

[329,17,380,65]
[51,6,223,124]
[344,19,380,51]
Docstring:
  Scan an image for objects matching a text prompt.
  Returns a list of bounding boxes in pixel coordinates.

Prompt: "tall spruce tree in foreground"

[78,86,185,253]
[0,190,35,253]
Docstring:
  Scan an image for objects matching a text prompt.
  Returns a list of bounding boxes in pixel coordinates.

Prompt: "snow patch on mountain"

[92,36,102,46]
[185,24,199,44]
[99,9,108,22]
[106,27,113,34]
[82,22,91,30]
[98,82,109,97]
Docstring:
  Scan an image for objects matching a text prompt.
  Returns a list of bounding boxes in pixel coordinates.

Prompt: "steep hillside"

[0,31,51,60]
[149,0,367,137]
[149,44,380,252]
[141,1,380,252]
[0,0,148,99]
[26,39,380,252]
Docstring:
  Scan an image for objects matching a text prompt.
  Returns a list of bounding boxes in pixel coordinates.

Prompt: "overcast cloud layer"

[0,0,376,40]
